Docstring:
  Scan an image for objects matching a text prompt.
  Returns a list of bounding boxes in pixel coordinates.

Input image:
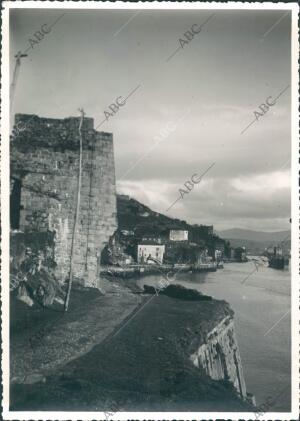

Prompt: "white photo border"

[1,1,299,420]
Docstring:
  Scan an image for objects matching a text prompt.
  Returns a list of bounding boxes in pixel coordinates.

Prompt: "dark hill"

[116,194,229,255]
[218,228,291,255]
[218,228,290,243]
[117,194,191,235]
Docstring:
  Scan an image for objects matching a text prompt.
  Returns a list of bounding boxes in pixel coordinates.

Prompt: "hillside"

[117,194,191,235]
[218,228,290,243]
[116,196,290,256]
[218,228,290,255]
[223,238,272,255]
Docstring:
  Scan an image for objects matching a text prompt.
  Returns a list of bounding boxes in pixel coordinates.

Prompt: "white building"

[137,244,165,264]
[215,249,223,261]
[169,229,189,241]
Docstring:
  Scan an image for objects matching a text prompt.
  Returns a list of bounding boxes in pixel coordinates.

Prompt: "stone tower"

[10,114,117,288]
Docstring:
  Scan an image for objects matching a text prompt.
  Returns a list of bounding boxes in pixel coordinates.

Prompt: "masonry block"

[11,114,117,288]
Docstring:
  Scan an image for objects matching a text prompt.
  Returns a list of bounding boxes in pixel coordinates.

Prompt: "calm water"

[136,262,291,411]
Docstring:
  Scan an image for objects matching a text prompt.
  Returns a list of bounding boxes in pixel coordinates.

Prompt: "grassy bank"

[11,282,253,412]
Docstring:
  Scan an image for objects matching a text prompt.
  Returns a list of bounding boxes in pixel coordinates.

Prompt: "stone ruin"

[10,114,117,298]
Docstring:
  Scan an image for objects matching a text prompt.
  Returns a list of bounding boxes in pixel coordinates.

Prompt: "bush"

[143,284,212,301]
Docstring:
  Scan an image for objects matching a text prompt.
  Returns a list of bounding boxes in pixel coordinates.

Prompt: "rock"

[54,296,65,305]
[11,375,26,384]
[29,268,65,307]
[143,284,212,301]
[17,283,34,306]
[10,231,65,308]
[23,373,46,384]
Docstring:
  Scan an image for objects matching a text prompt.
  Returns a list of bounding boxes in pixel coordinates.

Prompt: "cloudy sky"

[10,7,291,231]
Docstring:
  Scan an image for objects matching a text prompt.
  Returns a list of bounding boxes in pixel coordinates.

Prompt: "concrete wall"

[11,114,117,288]
[190,316,247,400]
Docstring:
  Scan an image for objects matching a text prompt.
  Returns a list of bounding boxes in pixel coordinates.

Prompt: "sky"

[10,7,292,232]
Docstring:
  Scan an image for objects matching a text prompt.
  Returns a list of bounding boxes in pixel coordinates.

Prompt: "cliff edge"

[11,283,254,412]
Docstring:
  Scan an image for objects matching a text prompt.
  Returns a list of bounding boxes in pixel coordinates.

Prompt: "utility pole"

[10,51,28,117]
[64,108,85,312]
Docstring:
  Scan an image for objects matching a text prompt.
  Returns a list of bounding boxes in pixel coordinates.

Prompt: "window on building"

[10,178,22,229]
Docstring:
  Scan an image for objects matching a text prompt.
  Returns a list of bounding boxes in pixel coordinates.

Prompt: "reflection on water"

[136,262,291,411]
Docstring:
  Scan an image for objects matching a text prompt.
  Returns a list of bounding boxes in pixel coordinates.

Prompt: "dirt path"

[10,279,144,384]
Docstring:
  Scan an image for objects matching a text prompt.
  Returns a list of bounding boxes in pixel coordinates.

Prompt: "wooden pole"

[64,108,85,312]
[10,52,28,117]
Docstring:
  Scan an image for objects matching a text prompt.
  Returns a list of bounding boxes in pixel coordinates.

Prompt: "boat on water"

[193,262,217,272]
[267,246,285,270]
[269,255,285,269]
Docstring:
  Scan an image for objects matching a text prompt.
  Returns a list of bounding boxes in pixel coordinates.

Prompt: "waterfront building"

[169,229,189,242]
[190,224,213,244]
[137,243,165,264]
[215,240,225,253]
[230,248,235,259]
[141,235,164,244]
[234,246,247,262]
[215,249,223,261]
[120,229,135,236]
[196,248,210,264]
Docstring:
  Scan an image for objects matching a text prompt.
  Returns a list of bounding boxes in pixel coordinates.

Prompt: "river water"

[136,261,291,411]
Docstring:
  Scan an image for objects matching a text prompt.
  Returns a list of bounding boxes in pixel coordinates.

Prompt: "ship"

[268,246,285,270]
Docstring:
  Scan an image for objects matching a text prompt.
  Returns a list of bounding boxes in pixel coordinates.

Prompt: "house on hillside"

[137,243,165,264]
[190,225,213,244]
[169,229,189,242]
[234,246,247,262]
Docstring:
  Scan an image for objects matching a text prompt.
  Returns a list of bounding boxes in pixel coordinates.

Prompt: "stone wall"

[190,315,248,400]
[11,114,117,288]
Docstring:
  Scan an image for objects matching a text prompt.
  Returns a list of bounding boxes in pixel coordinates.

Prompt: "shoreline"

[100,262,218,279]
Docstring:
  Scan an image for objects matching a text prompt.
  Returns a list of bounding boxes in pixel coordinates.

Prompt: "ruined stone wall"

[190,316,248,400]
[11,114,117,288]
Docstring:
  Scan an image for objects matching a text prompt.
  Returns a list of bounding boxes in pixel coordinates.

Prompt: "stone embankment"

[101,262,217,279]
